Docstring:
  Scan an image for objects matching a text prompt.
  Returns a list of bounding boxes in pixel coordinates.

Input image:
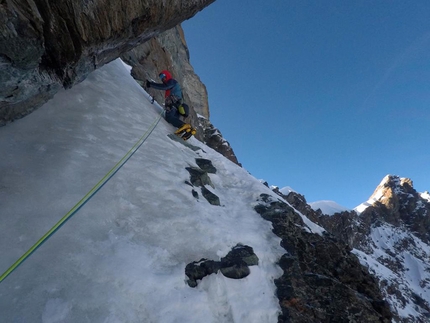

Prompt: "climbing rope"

[0,110,164,283]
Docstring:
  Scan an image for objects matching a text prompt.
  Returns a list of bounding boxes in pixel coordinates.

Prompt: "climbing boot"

[181,127,197,140]
[175,123,191,135]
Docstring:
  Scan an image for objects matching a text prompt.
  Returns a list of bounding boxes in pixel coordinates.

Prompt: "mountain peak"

[377,174,413,195]
[355,174,430,244]
[355,174,415,214]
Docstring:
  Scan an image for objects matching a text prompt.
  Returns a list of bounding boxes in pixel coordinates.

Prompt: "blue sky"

[182,0,430,208]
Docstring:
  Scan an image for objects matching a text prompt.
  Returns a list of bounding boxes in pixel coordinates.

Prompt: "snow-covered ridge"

[279,186,295,195]
[354,195,383,214]
[309,200,350,216]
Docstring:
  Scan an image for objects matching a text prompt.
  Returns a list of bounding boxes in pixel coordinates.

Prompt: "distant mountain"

[309,200,350,215]
[281,175,430,322]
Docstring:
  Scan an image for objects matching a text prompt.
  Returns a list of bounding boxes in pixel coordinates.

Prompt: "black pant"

[165,107,185,128]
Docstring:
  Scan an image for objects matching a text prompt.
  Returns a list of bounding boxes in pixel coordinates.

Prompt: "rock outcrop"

[0,0,215,125]
[185,158,221,205]
[185,244,259,287]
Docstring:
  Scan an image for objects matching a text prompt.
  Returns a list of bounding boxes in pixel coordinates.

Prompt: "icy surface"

[0,60,285,323]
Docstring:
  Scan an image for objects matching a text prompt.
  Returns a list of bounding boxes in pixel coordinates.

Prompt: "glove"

[145,80,151,88]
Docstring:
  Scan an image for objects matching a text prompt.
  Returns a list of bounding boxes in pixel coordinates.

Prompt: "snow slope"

[0,60,284,323]
[353,223,430,321]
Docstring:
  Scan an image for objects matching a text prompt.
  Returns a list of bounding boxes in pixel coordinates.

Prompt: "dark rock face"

[0,0,215,125]
[254,193,392,323]
[185,244,259,287]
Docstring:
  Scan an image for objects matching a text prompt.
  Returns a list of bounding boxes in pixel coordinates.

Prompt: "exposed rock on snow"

[195,158,217,174]
[185,158,220,205]
[185,244,259,287]
[201,187,220,206]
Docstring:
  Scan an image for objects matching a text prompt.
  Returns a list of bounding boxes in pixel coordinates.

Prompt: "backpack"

[178,103,190,117]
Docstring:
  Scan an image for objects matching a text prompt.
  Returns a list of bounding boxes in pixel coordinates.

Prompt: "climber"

[146,70,196,140]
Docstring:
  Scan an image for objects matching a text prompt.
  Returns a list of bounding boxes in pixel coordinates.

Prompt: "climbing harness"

[0,109,164,283]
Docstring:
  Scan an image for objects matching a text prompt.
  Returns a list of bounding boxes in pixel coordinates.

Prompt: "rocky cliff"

[0,0,215,124]
[280,175,430,322]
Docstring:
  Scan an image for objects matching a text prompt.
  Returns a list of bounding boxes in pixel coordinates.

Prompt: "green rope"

[0,111,164,283]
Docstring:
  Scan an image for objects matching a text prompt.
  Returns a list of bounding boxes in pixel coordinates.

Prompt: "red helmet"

[159,70,172,81]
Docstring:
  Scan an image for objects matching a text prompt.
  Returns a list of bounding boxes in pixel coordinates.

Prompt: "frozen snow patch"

[42,298,72,323]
